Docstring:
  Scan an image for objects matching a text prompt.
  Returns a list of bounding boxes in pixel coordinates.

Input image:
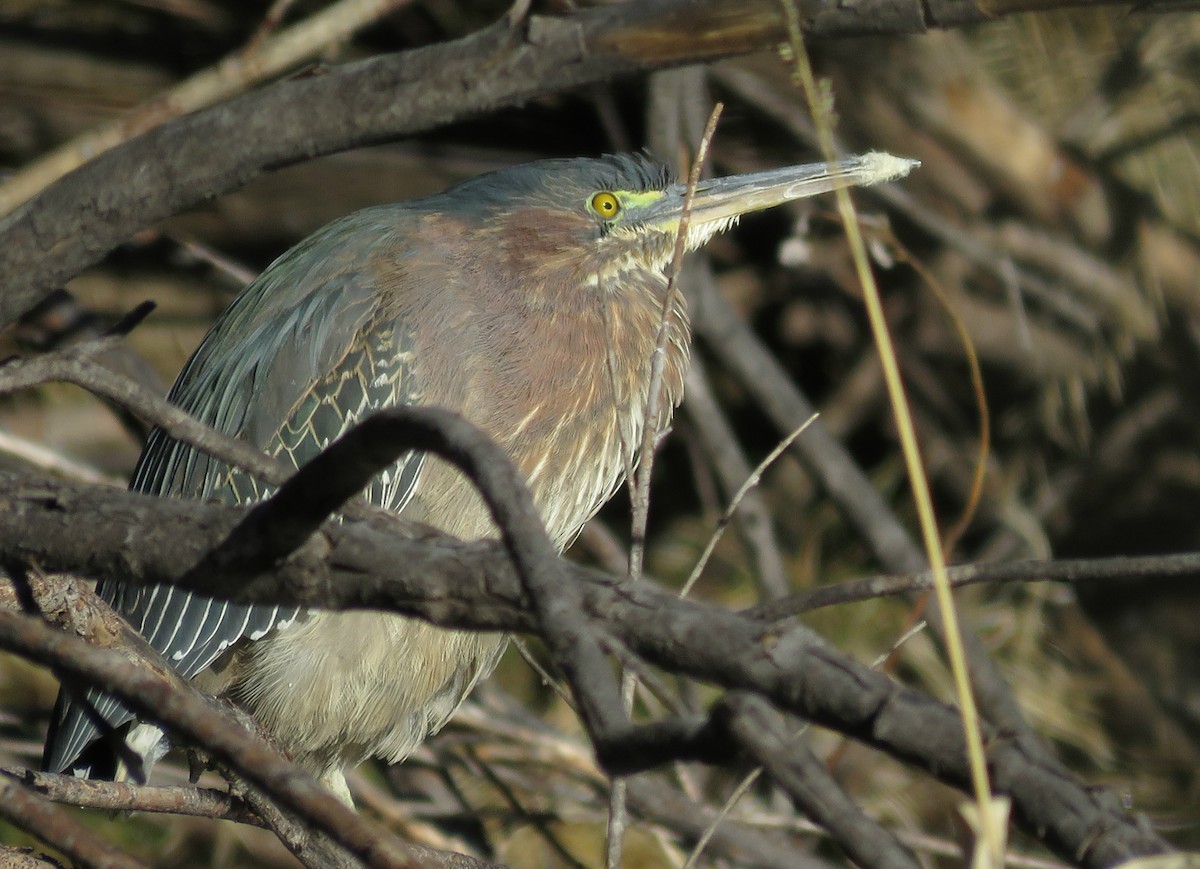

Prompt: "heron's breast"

[493,291,691,547]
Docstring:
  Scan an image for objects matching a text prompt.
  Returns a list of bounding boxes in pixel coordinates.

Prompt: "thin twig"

[231,780,362,869]
[606,102,723,869]
[629,103,723,582]
[681,355,790,599]
[885,232,991,555]
[510,636,574,709]
[461,745,590,869]
[679,414,816,599]
[688,259,1046,756]
[682,767,762,869]
[779,9,998,858]
[746,553,1200,620]
[685,603,928,868]
[245,0,305,48]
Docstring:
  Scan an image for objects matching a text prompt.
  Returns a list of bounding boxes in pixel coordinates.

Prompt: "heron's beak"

[642,151,919,247]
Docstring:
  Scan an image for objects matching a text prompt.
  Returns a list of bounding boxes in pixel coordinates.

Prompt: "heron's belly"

[232,609,504,768]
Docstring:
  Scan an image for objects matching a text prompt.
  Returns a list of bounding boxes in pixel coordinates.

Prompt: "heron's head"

[428,151,918,300]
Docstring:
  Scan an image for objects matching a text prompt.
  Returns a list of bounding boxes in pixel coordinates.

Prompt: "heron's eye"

[590,192,621,219]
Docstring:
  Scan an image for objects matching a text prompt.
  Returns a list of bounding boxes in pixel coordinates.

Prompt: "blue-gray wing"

[45,210,425,774]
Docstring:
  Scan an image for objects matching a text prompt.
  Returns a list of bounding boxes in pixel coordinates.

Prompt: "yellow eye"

[590,191,621,219]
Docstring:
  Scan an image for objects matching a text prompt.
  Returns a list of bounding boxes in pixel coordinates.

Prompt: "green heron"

[44,151,916,803]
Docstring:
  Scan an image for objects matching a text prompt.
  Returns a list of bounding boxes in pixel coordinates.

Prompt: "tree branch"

[717,693,919,869]
[0,464,1175,867]
[0,0,1152,327]
[2,769,259,825]
[0,600,473,869]
[0,774,144,869]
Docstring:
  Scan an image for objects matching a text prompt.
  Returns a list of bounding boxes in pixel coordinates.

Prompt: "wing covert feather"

[46,209,426,773]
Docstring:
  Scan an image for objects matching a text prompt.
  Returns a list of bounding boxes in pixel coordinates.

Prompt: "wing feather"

[45,208,425,774]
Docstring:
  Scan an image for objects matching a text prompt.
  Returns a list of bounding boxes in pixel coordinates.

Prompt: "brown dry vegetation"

[1,1,1199,867]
